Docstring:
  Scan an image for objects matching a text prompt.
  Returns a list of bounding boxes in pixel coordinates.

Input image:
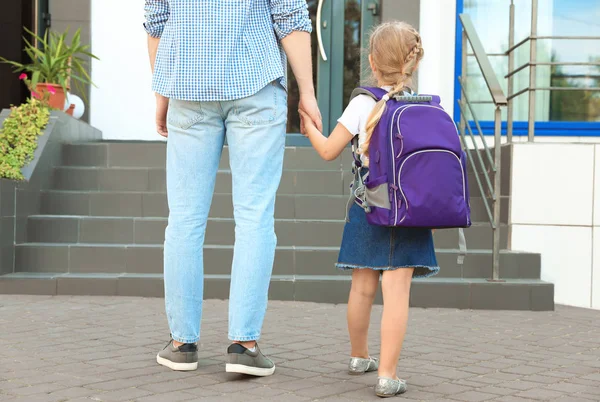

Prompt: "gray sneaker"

[225,343,275,376]
[156,340,198,371]
[375,377,407,398]
[348,356,379,375]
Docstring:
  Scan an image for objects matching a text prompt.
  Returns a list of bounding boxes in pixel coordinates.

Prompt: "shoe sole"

[375,388,407,398]
[226,363,276,377]
[156,354,198,371]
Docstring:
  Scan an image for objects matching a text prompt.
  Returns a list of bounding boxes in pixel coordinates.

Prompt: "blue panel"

[453,0,464,123]
[469,121,600,137]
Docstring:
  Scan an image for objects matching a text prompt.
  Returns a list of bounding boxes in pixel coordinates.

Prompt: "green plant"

[0,27,99,102]
[0,98,50,180]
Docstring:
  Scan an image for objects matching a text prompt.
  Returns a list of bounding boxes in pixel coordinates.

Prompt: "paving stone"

[514,387,566,400]
[135,390,197,402]
[428,383,475,395]
[294,381,365,399]
[91,387,153,401]
[447,390,497,401]
[1,296,600,401]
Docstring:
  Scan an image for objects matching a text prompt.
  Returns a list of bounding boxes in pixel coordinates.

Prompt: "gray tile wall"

[49,0,92,122]
[0,111,102,275]
[0,181,16,275]
[381,0,421,91]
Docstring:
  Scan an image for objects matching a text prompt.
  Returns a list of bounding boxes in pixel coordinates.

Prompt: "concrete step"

[26,215,508,249]
[51,166,348,194]
[62,142,349,171]
[52,165,505,196]
[39,190,509,223]
[14,243,540,280]
[0,272,554,311]
[61,142,490,173]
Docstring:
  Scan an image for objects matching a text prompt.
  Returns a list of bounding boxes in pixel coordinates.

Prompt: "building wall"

[509,142,600,309]
[381,0,457,112]
[382,0,421,91]
[417,0,456,116]
[90,0,157,140]
[50,0,92,122]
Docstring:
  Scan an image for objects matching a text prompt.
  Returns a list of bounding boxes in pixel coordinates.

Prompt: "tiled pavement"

[1,296,599,402]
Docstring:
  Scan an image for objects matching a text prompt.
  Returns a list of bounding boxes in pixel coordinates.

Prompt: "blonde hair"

[361,21,424,161]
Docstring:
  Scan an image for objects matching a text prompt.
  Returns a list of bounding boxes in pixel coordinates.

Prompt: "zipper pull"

[388,184,398,202]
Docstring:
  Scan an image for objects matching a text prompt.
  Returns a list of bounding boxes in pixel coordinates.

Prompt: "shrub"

[0,98,50,180]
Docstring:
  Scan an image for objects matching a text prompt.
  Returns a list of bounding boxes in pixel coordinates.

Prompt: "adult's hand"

[299,94,322,135]
[156,94,169,138]
[280,31,320,135]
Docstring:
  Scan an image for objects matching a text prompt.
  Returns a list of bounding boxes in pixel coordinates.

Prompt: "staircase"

[0,141,553,310]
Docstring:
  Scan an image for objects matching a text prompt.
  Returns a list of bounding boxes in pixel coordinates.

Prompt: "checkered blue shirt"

[144,0,312,101]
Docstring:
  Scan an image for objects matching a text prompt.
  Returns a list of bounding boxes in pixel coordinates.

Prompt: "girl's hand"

[299,109,318,135]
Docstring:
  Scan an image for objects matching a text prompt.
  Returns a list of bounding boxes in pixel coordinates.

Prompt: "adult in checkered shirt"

[145,0,321,376]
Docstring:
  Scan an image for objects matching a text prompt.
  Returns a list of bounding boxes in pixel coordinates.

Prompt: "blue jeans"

[164,81,287,344]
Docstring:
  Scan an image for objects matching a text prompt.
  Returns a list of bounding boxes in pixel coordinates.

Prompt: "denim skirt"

[336,203,440,278]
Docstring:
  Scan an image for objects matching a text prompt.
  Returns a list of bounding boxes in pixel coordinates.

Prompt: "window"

[460,0,599,126]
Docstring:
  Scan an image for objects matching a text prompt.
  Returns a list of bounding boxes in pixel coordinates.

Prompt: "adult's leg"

[378,268,414,379]
[164,99,225,344]
[224,82,287,343]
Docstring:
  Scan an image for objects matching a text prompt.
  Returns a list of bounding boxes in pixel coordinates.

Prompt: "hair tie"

[382,95,390,101]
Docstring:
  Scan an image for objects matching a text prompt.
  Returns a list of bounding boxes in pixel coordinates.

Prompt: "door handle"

[316,0,328,61]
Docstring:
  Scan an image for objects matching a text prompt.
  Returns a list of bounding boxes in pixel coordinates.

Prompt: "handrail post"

[528,0,538,142]
[507,0,515,143]
[492,106,502,281]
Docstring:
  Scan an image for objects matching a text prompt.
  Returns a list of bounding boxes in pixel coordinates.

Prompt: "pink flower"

[19,73,27,80]
[31,91,41,99]
[47,86,56,95]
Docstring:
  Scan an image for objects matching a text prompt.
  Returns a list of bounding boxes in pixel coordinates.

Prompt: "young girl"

[300,21,439,398]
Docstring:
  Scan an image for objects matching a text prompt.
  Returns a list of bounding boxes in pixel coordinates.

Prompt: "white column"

[418,0,457,116]
[90,0,159,140]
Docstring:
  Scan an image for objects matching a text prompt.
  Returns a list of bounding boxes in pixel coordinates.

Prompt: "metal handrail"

[506,61,600,79]
[506,35,600,55]
[465,1,600,142]
[458,14,506,282]
[459,15,508,107]
[504,0,600,141]
[458,2,599,282]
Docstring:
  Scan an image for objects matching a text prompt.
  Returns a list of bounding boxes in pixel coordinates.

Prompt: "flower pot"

[34,83,66,110]
[66,104,75,116]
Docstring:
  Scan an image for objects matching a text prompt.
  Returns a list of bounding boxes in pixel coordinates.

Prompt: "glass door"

[36,0,50,39]
[286,0,380,145]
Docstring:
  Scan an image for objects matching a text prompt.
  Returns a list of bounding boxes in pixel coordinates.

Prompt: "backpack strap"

[345,87,382,221]
[457,228,467,265]
[350,86,387,102]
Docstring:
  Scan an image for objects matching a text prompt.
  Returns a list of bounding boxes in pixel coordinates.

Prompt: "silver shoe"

[375,377,407,398]
[348,356,379,375]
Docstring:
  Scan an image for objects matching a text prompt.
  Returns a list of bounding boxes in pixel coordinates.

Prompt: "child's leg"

[347,269,380,358]
[378,268,414,378]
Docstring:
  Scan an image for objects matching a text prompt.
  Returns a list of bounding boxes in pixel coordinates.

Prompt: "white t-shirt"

[337,86,392,164]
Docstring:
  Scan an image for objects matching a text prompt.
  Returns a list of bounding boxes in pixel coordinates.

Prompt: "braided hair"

[361,22,424,163]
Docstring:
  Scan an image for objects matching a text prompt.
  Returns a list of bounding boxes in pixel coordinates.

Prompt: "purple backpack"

[348,87,471,231]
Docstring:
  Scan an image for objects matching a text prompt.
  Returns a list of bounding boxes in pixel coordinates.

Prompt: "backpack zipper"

[389,105,409,225]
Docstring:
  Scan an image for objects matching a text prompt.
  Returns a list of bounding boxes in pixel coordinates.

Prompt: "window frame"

[453,0,600,136]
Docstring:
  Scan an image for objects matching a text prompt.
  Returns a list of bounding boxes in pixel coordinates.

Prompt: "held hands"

[298,94,322,136]
[298,109,317,135]
[155,94,169,138]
